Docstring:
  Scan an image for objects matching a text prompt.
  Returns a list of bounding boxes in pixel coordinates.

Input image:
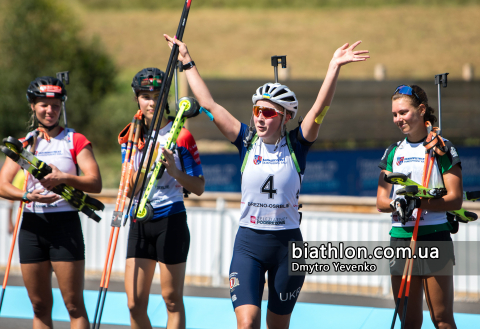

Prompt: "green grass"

[77,6,480,80]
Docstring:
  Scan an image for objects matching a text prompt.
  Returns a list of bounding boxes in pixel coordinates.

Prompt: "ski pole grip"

[435,73,449,88]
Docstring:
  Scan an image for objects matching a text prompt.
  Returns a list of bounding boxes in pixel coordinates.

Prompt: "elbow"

[91,180,102,194]
[192,186,205,197]
[452,198,463,211]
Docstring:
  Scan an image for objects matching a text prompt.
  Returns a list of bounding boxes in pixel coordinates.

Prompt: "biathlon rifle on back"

[1,136,104,222]
[56,71,70,129]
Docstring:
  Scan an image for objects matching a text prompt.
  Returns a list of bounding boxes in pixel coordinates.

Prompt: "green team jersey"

[378,137,461,238]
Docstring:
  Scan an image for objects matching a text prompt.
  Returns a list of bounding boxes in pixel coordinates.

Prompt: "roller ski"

[1,136,104,222]
[133,97,201,222]
[385,172,478,223]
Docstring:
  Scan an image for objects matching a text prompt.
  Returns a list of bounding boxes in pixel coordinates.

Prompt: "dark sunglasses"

[393,85,420,102]
[253,105,283,118]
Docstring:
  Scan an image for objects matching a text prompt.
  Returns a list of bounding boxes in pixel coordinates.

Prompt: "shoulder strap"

[64,128,79,176]
[241,134,259,173]
[286,131,301,173]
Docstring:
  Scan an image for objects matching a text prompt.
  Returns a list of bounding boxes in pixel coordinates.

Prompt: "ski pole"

[91,114,141,329]
[96,117,142,329]
[56,71,70,129]
[0,173,29,314]
[126,0,194,225]
[399,122,438,328]
[0,137,38,314]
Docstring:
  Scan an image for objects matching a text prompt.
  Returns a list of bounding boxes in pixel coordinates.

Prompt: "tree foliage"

[0,0,117,149]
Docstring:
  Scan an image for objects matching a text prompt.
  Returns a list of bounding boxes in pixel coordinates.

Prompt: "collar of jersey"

[405,136,427,144]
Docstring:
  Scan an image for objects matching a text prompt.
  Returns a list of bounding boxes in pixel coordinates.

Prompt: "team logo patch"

[450,146,458,158]
[250,216,256,224]
[253,155,262,165]
[396,157,404,166]
[229,273,240,292]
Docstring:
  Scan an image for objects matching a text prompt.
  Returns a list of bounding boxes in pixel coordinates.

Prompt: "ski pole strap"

[423,127,447,156]
[199,107,214,121]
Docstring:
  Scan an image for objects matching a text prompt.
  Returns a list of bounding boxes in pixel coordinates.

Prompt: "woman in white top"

[164,34,368,329]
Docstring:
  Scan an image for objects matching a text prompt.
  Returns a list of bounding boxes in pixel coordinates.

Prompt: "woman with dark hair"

[164,35,369,329]
[123,68,205,329]
[0,76,102,329]
[377,84,460,328]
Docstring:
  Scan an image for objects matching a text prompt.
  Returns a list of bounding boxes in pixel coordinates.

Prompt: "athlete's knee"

[64,300,86,318]
[30,298,53,319]
[161,289,184,313]
[431,314,456,329]
[127,295,149,317]
[236,316,258,329]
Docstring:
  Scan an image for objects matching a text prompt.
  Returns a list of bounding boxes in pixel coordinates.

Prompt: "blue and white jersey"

[233,123,314,230]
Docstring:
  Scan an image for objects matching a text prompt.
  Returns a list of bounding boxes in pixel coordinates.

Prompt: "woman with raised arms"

[164,34,368,329]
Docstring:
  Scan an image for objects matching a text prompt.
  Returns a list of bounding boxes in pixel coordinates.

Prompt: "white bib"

[239,137,302,230]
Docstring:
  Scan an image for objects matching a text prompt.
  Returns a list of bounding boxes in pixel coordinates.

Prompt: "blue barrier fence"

[201,147,480,196]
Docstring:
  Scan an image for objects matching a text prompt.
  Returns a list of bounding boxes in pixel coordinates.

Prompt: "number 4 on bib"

[261,175,277,199]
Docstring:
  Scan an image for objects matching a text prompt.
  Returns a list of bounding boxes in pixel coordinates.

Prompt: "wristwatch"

[181,61,195,71]
[22,192,31,203]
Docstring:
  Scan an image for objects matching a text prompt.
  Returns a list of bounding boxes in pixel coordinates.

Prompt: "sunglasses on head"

[253,105,283,118]
[393,85,421,102]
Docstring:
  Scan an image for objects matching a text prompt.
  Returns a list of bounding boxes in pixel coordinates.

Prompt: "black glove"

[390,196,422,225]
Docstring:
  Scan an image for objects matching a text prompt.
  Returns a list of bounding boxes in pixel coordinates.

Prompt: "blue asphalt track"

[1,286,478,328]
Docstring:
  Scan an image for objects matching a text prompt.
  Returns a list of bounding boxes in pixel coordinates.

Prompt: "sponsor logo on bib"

[396,157,404,166]
[253,155,262,165]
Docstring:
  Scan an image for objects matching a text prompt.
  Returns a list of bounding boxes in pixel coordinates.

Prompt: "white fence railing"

[1,199,478,301]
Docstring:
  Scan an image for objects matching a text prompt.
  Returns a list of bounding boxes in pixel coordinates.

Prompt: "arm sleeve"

[379,143,398,172]
[72,133,92,164]
[232,123,251,164]
[177,128,203,177]
[438,140,462,174]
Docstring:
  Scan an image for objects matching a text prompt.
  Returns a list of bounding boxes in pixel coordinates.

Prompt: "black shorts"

[126,211,190,264]
[19,211,85,264]
[229,227,305,315]
[389,230,455,276]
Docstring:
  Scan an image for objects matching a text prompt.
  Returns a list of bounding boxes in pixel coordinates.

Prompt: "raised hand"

[164,34,191,63]
[331,41,369,67]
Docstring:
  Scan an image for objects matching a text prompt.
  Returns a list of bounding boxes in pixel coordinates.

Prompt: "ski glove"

[390,196,422,225]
